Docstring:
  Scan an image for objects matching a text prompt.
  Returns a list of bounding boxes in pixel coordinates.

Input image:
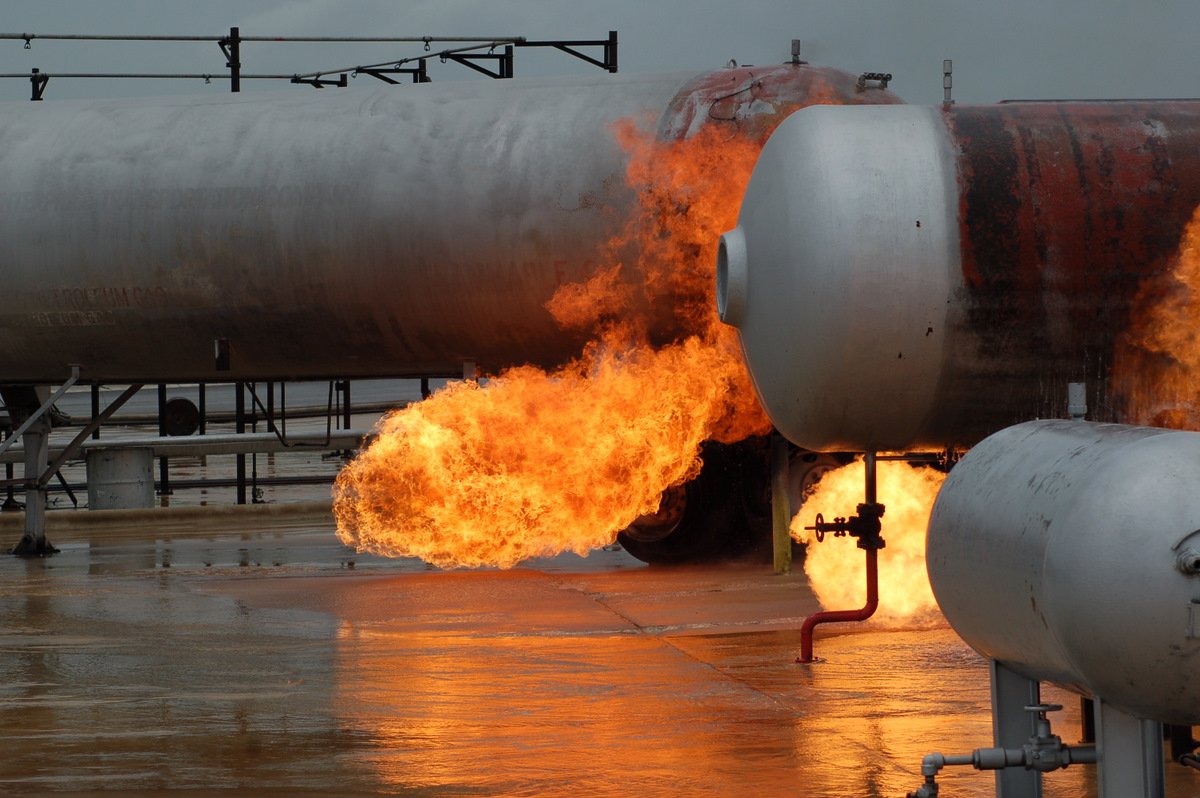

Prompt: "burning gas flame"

[790,459,945,625]
[1115,204,1200,428]
[334,121,771,568]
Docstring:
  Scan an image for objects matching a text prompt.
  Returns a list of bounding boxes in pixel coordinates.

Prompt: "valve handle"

[804,512,826,543]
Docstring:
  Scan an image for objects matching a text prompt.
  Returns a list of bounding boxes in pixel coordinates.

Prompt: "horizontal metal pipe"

[0,72,300,80]
[0,33,527,43]
[0,430,370,463]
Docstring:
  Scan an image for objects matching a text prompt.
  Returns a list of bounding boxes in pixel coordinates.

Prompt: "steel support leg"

[990,659,1042,798]
[1095,700,1164,798]
[770,435,791,574]
[11,415,55,556]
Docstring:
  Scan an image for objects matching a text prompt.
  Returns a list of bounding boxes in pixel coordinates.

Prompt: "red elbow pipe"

[797,545,879,663]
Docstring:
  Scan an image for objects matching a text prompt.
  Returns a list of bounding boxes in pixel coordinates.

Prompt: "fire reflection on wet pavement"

[0,514,1136,796]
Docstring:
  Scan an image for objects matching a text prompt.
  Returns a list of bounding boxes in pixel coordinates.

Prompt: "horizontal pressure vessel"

[719,101,1200,452]
[0,64,898,384]
[926,420,1200,725]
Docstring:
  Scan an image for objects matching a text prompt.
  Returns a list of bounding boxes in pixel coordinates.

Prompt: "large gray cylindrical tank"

[720,102,1200,452]
[0,64,899,383]
[926,420,1200,725]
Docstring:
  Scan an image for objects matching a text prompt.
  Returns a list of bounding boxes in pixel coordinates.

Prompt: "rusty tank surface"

[720,100,1200,452]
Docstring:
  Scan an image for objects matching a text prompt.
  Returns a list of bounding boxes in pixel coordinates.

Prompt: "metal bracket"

[292,73,349,88]
[37,383,142,488]
[354,60,427,84]
[30,67,48,100]
[442,46,514,79]
[243,381,334,449]
[218,26,241,92]
[856,71,892,91]
[0,366,80,460]
[522,31,618,73]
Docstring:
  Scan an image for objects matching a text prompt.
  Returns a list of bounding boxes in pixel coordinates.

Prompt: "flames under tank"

[0,64,899,384]
[719,101,1200,452]
[926,419,1200,726]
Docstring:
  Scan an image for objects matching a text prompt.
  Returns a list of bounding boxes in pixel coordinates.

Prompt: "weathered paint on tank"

[659,65,902,141]
[723,101,1200,453]
[941,102,1200,432]
[0,64,899,385]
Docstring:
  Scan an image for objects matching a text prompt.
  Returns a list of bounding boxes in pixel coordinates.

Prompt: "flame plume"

[335,121,771,568]
[790,460,945,625]
[1114,205,1200,428]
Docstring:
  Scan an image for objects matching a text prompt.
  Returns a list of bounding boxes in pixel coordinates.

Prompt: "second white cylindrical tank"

[927,420,1200,725]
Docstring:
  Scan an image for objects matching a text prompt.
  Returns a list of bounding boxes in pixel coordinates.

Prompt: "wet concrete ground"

[0,511,1194,797]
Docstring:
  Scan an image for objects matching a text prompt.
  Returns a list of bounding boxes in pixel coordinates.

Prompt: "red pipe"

[796,545,879,663]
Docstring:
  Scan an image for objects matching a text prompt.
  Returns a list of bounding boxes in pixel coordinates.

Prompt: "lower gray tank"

[927,420,1200,725]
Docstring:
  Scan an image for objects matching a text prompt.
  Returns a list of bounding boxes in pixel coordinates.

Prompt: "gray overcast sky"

[0,1,1192,104]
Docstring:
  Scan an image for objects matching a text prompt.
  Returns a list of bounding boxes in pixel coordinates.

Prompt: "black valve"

[804,501,886,549]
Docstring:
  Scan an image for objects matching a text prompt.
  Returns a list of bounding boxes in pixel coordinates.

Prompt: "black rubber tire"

[617,439,767,565]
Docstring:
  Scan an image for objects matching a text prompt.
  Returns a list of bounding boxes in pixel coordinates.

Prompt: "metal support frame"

[29,66,47,100]
[0,370,145,555]
[218,26,241,93]
[3,30,617,98]
[291,72,349,88]
[156,383,170,496]
[769,434,791,574]
[442,45,513,79]
[522,31,618,73]
[235,382,246,505]
[240,380,338,449]
[991,660,1044,797]
[1095,701,1165,798]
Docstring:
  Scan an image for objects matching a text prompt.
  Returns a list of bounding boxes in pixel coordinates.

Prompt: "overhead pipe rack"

[0,28,618,99]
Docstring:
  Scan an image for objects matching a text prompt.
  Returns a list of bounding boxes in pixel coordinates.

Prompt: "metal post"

[606,30,618,73]
[156,383,170,496]
[30,67,46,100]
[1081,697,1097,743]
[3,451,13,511]
[770,435,791,574]
[266,381,276,433]
[249,381,258,502]
[228,26,241,93]
[198,382,206,435]
[13,416,53,554]
[1068,382,1087,420]
[235,382,246,504]
[863,450,877,504]
[990,660,1042,797]
[420,377,431,399]
[1095,700,1165,798]
[90,384,101,439]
